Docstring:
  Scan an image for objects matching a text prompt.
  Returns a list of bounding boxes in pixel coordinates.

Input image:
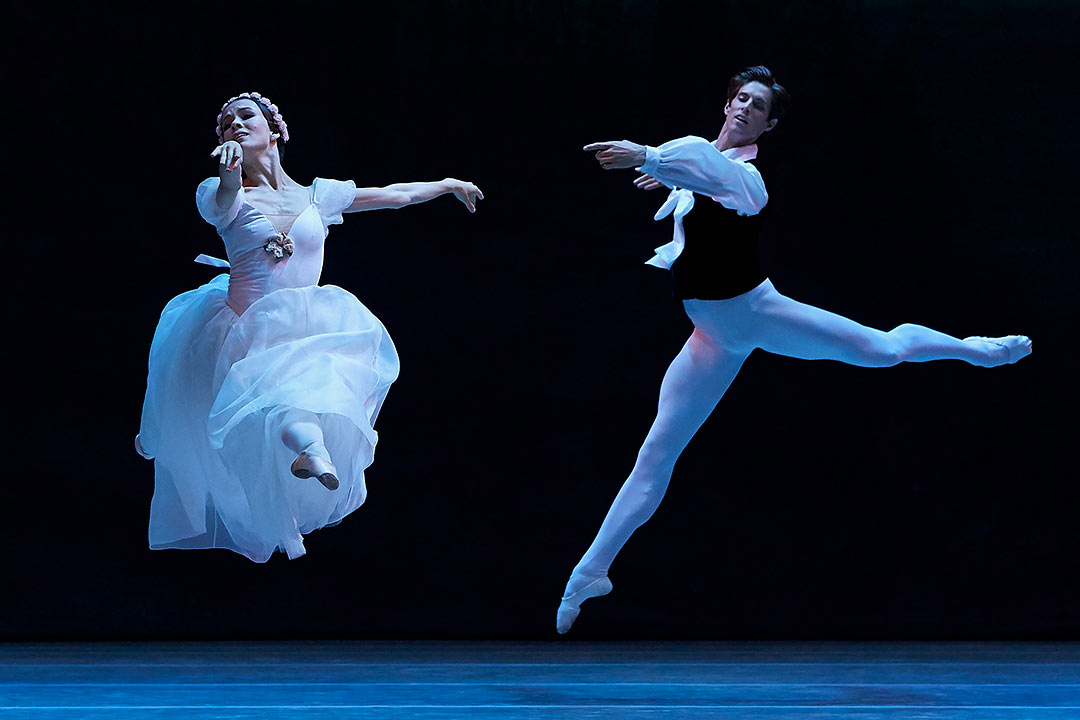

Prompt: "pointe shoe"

[964,335,1033,366]
[556,575,613,634]
[290,451,339,490]
[134,434,153,460]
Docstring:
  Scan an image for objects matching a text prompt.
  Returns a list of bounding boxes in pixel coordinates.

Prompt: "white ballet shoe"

[963,335,1033,367]
[134,434,153,460]
[556,574,613,634]
[290,451,339,490]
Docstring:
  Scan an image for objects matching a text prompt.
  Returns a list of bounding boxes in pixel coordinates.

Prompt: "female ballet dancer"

[136,92,483,562]
[556,66,1031,632]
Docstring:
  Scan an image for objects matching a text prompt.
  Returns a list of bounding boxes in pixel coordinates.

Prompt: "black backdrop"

[7,0,1078,640]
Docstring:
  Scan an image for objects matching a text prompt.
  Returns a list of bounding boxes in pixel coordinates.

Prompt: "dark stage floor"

[1,642,1078,718]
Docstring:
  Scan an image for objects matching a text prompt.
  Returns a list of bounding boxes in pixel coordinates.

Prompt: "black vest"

[670,164,768,300]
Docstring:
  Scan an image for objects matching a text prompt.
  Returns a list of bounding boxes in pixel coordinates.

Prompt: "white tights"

[570,279,1009,582]
[279,409,330,460]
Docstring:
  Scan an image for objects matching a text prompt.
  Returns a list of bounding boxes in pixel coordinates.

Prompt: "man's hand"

[632,173,664,191]
[583,140,647,170]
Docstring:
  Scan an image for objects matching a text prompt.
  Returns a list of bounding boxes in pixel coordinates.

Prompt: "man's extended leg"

[558,329,750,633]
[748,288,1031,367]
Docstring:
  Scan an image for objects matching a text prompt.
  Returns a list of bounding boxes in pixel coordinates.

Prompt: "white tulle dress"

[137,177,400,562]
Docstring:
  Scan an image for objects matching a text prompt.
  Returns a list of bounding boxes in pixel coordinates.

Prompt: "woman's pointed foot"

[964,335,1033,367]
[556,574,613,634]
[290,451,339,490]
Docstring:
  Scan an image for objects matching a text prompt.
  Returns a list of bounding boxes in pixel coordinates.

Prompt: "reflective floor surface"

[2,642,1079,718]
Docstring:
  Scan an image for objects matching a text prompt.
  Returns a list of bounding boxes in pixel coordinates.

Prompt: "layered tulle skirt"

[137,274,399,562]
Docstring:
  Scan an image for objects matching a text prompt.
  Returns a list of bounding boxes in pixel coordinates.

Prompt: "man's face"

[723,81,777,144]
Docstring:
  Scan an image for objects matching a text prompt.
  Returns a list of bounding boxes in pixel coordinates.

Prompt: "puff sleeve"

[195,177,244,233]
[313,178,359,228]
[639,136,768,216]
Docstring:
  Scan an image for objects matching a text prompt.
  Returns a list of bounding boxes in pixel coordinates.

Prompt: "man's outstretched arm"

[584,136,767,215]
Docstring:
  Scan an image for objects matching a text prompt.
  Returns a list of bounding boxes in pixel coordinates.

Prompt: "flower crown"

[215,91,290,144]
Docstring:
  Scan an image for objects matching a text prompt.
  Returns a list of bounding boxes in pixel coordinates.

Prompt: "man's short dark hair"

[726,66,790,122]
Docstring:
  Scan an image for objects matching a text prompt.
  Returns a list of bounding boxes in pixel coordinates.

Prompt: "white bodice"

[195,177,356,313]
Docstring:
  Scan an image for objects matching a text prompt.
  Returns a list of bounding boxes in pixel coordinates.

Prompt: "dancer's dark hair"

[726,66,790,122]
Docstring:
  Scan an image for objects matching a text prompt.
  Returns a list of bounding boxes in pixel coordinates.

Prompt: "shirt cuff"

[639,145,660,175]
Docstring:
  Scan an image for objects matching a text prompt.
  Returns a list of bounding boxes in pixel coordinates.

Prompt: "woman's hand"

[446,178,484,213]
[211,141,244,174]
[583,140,647,170]
[633,173,664,191]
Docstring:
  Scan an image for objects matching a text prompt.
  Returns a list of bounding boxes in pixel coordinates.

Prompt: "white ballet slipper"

[290,451,339,491]
[134,434,153,460]
[556,574,613,634]
[964,335,1033,366]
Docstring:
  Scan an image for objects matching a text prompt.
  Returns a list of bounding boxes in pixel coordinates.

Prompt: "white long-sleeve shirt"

[638,136,768,268]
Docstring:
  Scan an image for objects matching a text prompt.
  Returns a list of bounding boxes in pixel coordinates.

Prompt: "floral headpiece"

[216,91,290,144]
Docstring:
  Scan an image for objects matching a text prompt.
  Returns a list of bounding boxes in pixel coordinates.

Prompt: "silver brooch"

[263,232,295,260]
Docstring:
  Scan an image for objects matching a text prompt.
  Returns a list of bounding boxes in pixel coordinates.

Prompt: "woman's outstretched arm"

[210,140,244,211]
[347,178,484,213]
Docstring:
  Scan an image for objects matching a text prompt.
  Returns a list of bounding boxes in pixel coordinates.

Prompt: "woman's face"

[219,99,275,152]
